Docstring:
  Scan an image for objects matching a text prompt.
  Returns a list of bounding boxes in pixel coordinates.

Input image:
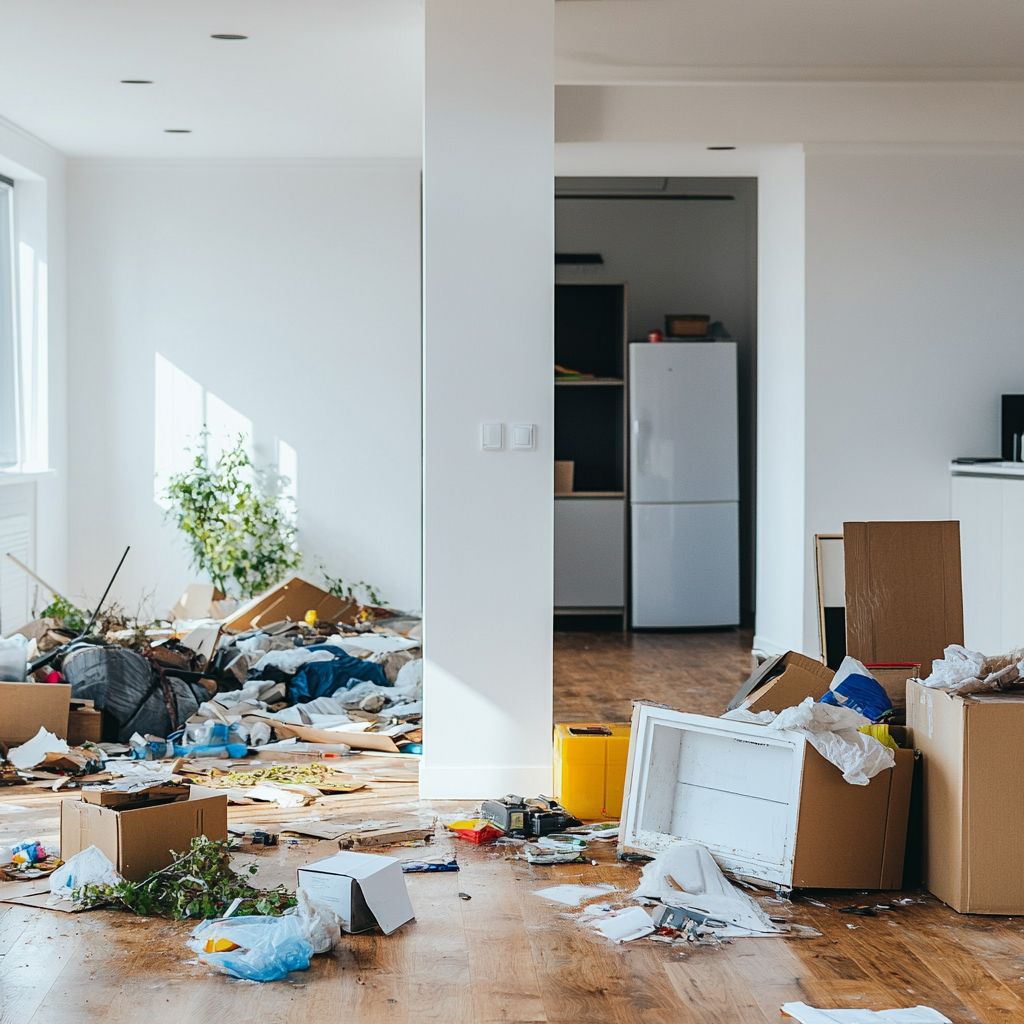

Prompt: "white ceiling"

[2,1,1024,160]
[555,0,1024,83]
[0,0,424,160]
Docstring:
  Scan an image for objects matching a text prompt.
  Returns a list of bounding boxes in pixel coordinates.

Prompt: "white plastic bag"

[49,846,123,903]
[0,634,28,681]
[291,887,341,954]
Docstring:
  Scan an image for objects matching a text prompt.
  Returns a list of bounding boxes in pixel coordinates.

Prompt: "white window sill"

[0,468,56,487]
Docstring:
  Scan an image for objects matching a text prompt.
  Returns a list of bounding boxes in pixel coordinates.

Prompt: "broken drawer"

[618,702,913,891]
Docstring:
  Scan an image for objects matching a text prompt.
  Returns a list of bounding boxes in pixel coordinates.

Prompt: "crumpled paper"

[724,698,894,785]
[922,644,1024,695]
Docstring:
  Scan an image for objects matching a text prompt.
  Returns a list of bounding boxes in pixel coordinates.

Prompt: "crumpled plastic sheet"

[923,644,1024,695]
[188,890,341,982]
[724,697,895,786]
[49,846,123,903]
[633,842,783,937]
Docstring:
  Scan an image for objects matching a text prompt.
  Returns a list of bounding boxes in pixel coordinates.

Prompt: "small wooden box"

[664,314,710,337]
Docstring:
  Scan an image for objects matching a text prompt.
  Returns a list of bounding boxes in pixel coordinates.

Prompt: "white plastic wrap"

[49,846,123,902]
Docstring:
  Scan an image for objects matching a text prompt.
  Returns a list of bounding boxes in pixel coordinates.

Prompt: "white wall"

[66,160,422,616]
[801,146,1024,650]
[421,0,554,798]
[0,117,67,611]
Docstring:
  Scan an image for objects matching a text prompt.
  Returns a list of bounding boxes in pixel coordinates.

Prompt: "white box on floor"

[297,851,415,935]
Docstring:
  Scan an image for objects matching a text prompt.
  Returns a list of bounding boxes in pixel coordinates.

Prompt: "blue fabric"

[286,648,388,704]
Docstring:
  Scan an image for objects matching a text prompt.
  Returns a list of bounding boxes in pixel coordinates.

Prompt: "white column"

[421,0,554,798]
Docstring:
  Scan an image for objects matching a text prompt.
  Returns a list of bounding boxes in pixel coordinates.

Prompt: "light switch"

[511,423,535,450]
[481,422,504,450]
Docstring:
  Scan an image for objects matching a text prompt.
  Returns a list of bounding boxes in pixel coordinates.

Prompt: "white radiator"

[0,484,35,635]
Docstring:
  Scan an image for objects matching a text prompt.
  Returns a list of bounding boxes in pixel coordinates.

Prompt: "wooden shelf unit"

[553,283,629,624]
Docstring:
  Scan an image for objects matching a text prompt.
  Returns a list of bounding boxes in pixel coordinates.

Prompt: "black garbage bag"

[63,645,207,743]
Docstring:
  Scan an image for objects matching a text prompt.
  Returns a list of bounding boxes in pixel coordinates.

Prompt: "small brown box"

[664,314,710,338]
[67,706,102,745]
[554,460,575,495]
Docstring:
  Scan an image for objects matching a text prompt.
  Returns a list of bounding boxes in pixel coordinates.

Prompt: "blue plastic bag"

[819,657,893,722]
[188,914,314,982]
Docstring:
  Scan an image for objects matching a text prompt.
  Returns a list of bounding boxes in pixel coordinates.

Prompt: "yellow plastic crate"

[552,723,631,821]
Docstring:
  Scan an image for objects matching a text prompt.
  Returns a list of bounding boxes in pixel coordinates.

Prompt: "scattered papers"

[923,644,1024,695]
[780,1005,952,1024]
[325,635,420,656]
[591,906,655,943]
[7,728,69,771]
[634,843,782,937]
[532,883,616,907]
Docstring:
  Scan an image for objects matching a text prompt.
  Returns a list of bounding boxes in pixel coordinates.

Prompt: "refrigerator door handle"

[632,417,645,475]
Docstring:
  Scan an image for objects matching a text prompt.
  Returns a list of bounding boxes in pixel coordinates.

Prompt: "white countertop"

[950,461,1024,478]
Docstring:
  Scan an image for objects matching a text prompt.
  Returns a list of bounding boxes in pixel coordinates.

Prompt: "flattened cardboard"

[61,789,228,882]
[844,521,963,677]
[268,720,406,753]
[734,652,834,715]
[223,576,358,633]
[297,851,415,935]
[0,682,70,746]
[865,663,921,712]
[907,679,1024,914]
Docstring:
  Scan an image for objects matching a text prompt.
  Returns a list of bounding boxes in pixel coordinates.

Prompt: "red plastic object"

[447,819,504,845]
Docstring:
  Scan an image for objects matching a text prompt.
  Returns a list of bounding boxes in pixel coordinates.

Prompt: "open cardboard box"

[0,681,70,746]
[297,851,415,935]
[61,787,228,882]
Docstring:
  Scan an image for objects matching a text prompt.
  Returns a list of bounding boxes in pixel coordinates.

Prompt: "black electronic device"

[480,795,582,837]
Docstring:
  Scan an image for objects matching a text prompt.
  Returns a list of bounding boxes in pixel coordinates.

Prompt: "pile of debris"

[0,573,423,784]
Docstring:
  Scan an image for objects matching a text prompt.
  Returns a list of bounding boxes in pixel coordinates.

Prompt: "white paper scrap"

[8,727,69,770]
[591,906,655,943]
[780,1004,952,1024]
[532,883,616,907]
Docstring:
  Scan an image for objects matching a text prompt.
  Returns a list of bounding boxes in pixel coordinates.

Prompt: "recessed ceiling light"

[164,129,192,134]
[120,79,153,85]
[210,33,248,40]
[707,145,736,151]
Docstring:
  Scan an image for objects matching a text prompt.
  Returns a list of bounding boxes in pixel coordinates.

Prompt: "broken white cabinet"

[951,464,1024,652]
[618,702,911,890]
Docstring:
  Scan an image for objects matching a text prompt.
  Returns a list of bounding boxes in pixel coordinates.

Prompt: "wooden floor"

[2,630,1023,1023]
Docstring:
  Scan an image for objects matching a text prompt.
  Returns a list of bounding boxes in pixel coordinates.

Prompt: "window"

[0,178,15,468]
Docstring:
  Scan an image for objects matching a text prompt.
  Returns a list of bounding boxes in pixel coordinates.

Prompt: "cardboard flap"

[741,655,835,712]
[843,521,963,676]
[355,861,416,936]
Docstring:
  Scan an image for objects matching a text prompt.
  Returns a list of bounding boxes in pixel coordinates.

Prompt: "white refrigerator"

[629,341,739,628]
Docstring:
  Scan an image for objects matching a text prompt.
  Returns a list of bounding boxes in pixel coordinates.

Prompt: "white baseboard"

[418,761,553,801]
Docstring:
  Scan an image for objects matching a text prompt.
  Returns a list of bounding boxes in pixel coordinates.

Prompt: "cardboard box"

[223,575,358,633]
[67,705,102,745]
[61,789,228,882]
[81,783,190,809]
[297,851,415,935]
[552,723,630,819]
[844,521,963,676]
[906,679,1024,914]
[0,681,71,746]
[727,651,834,714]
[554,460,575,495]
[620,702,913,890]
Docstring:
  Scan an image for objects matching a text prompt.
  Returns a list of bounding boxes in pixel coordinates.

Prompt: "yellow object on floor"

[552,723,630,820]
[203,937,241,953]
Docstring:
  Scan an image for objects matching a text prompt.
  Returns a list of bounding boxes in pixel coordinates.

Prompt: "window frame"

[0,176,18,469]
